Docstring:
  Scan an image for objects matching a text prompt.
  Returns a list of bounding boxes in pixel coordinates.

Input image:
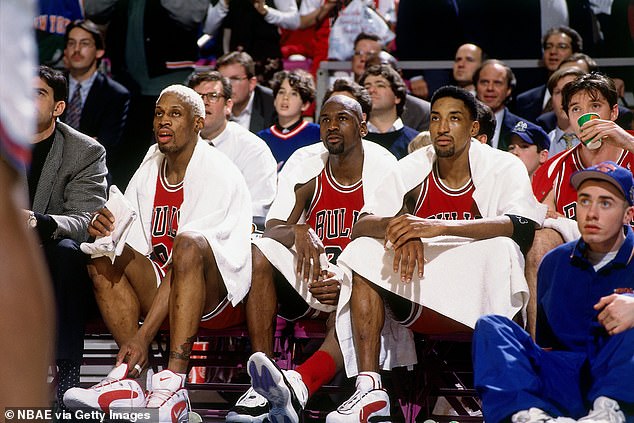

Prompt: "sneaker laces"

[146,388,174,406]
[337,389,365,411]
[90,376,133,392]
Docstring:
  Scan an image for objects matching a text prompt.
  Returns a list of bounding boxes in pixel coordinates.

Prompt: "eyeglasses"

[544,42,571,51]
[227,75,249,83]
[199,92,225,103]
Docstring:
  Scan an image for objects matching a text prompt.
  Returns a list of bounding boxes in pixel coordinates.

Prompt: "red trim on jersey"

[305,163,364,263]
[413,164,480,220]
[270,120,310,140]
[150,159,184,270]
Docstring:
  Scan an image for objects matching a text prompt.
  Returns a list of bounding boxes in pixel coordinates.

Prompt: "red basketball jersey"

[549,149,633,219]
[306,164,364,263]
[413,165,481,220]
[150,159,184,270]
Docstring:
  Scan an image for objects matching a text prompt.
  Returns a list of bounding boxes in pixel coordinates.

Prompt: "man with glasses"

[61,19,130,186]
[514,26,583,123]
[216,51,276,133]
[187,70,277,226]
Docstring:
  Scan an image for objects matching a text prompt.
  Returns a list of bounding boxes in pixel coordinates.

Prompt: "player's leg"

[246,244,279,355]
[87,245,159,347]
[148,232,226,422]
[0,158,54,407]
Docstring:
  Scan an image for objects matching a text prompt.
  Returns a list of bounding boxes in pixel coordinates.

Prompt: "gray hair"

[158,84,205,119]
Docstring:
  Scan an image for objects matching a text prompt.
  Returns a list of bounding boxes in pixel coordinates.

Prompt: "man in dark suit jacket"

[514,26,583,123]
[216,51,276,133]
[474,59,524,151]
[61,20,129,186]
[30,66,108,407]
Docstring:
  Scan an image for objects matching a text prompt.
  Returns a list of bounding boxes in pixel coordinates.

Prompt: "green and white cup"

[577,112,601,150]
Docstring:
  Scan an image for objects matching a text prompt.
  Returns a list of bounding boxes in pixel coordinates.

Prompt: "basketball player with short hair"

[226,95,398,423]
[63,85,252,422]
[328,86,546,422]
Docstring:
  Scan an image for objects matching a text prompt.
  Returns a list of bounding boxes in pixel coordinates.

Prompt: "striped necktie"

[65,84,82,129]
[561,133,575,150]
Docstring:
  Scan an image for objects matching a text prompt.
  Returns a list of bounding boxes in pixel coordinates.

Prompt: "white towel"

[80,185,137,263]
[336,235,528,377]
[542,217,581,243]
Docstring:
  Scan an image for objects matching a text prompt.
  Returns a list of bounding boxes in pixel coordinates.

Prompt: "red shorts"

[199,297,246,330]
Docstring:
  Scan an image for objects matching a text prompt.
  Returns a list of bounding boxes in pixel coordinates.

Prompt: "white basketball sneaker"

[63,363,146,412]
[326,373,390,423]
[146,369,190,423]
[248,352,308,423]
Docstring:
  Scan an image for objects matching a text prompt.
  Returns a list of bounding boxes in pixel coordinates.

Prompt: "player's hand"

[385,214,444,250]
[309,269,342,305]
[393,238,425,282]
[579,118,634,152]
[294,224,325,283]
[595,294,634,335]
[88,207,115,238]
[115,336,149,378]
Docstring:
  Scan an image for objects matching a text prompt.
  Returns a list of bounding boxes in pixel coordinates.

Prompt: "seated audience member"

[474,162,634,423]
[323,79,373,122]
[29,66,108,406]
[204,0,300,82]
[474,59,524,151]
[63,85,252,422]
[280,0,338,76]
[226,95,397,423]
[507,120,550,179]
[328,86,546,422]
[538,54,634,133]
[408,130,431,153]
[257,69,321,170]
[61,19,130,186]
[475,100,497,144]
[514,26,583,123]
[542,67,586,157]
[452,43,485,95]
[364,50,431,131]
[525,72,634,338]
[216,51,276,133]
[360,64,419,159]
[187,70,277,225]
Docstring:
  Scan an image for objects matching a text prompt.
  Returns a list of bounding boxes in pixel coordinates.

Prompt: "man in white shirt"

[188,70,277,225]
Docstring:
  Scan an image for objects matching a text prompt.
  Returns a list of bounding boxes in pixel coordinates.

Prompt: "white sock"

[356,371,381,392]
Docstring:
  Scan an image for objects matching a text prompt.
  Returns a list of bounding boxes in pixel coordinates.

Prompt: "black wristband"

[506,214,536,255]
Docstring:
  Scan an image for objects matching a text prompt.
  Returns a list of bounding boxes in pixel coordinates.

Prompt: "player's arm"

[578,117,634,153]
[263,180,325,282]
[352,186,419,241]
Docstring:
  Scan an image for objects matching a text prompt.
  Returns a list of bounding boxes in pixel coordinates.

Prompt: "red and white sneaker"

[63,363,146,412]
[146,369,189,423]
[326,373,390,423]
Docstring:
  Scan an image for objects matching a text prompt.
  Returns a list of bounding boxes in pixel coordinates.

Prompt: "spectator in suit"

[216,51,276,134]
[474,59,523,151]
[452,43,484,95]
[364,50,431,132]
[61,19,130,186]
[29,66,108,407]
[187,70,277,226]
[360,64,419,159]
[514,26,582,123]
